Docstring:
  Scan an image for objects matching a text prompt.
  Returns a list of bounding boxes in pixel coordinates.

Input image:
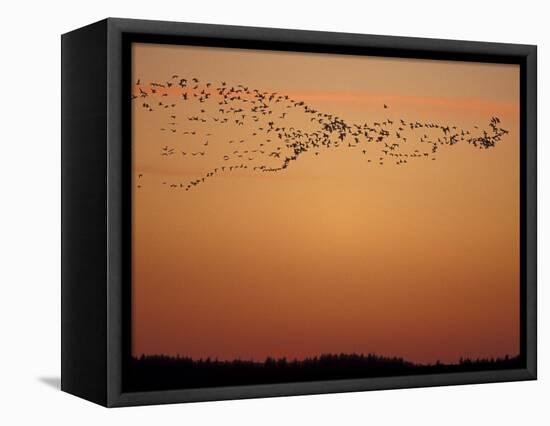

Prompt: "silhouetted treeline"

[126,352,521,391]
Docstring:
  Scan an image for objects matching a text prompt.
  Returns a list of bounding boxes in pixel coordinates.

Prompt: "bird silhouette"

[132,76,510,191]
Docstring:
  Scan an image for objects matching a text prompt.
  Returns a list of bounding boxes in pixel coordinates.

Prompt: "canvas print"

[129,42,520,391]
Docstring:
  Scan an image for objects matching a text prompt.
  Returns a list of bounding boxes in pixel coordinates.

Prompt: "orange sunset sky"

[131,42,520,364]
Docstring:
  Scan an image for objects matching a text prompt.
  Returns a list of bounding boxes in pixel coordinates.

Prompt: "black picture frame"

[61,17,537,407]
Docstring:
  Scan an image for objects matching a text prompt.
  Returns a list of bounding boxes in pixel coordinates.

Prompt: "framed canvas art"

[61,18,537,407]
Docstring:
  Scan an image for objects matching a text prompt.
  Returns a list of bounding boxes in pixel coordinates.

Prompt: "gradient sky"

[131,42,520,364]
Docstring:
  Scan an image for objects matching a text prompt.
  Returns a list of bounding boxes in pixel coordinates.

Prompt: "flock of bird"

[132,75,509,192]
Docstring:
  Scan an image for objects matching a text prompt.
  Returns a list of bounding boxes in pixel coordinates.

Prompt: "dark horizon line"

[131,351,521,367]
[126,352,523,392]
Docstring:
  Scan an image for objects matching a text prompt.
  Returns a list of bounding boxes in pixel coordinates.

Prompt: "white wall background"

[0,0,546,423]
